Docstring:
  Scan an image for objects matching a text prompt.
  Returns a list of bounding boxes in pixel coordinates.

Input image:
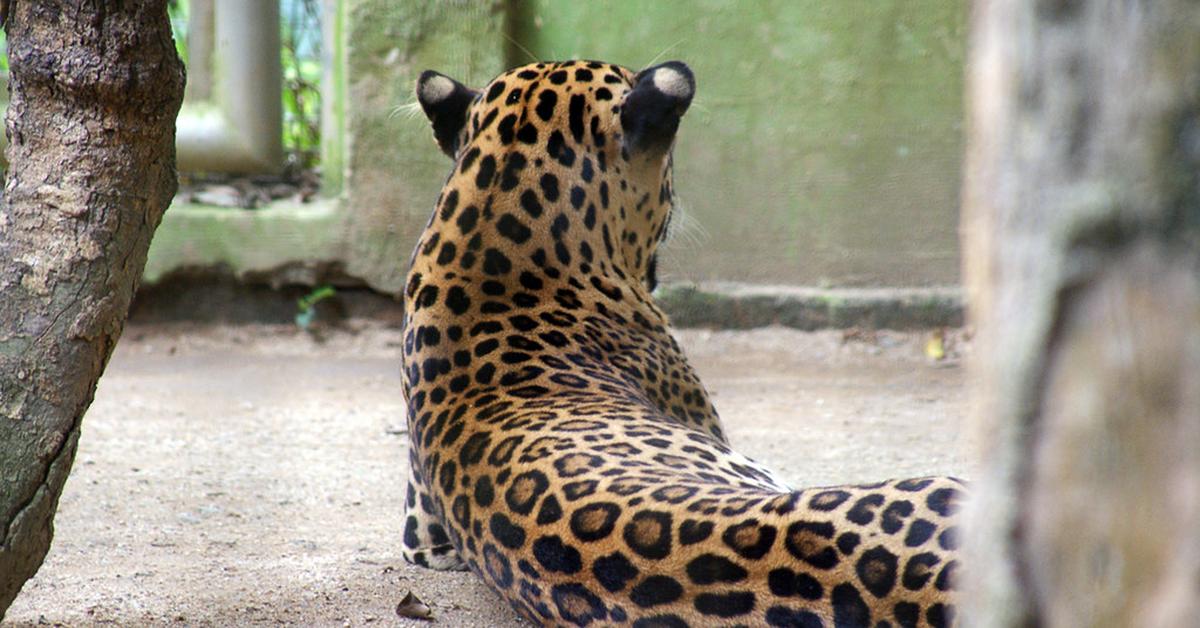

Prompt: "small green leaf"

[297,284,336,312]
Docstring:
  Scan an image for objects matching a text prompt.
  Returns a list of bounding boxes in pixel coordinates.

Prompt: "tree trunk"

[962,1,1200,626]
[0,1,184,616]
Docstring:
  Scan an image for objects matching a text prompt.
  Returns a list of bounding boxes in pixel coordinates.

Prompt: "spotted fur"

[400,59,963,627]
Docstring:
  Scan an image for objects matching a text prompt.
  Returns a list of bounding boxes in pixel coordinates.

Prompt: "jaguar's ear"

[620,61,695,159]
[416,70,478,157]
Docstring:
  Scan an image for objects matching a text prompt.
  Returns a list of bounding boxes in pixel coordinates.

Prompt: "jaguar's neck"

[401,150,723,442]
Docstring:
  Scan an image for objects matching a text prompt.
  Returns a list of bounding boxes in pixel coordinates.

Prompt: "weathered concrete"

[144,1,967,293]
[127,273,961,331]
[519,1,967,287]
[144,200,343,286]
[339,1,507,293]
[658,282,962,330]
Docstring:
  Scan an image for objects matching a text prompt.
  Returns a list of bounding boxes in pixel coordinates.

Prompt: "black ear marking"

[416,70,478,157]
[620,61,695,159]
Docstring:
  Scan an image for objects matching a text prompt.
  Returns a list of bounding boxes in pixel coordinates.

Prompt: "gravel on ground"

[3,322,970,627]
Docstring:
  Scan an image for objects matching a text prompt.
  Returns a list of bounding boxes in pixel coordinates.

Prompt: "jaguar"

[400,59,963,627]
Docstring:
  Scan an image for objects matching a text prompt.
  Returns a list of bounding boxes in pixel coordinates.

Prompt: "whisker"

[390,100,425,121]
[501,31,539,65]
[664,194,710,250]
[644,38,686,69]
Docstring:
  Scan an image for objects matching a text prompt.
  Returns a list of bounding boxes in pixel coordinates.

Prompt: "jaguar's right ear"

[416,70,478,158]
[620,61,695,160]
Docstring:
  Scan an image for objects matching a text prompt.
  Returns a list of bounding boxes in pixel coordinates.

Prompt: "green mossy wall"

[146,1,966,293]
[515,0,966,287]
[339,1,507,291]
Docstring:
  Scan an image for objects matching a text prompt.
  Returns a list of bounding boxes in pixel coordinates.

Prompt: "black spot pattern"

[537,494,563,525]
[499,152,527,191]
[894,601,920,628]
[936,560,958,592]
[927,603,954,628]
[686,553,748,585]
[532,535,582,574]
[540,173,560,202]
[881,500,914,534]
[505,470,548,515]
[926,488,962,517]
[489,512,526,549]
[809,490,851,511]
[623,511,673,560]
[722,520,778,560]
[630,575,683,608]
[632,615,688,628]
[767,568,824,600]
[902,552,940,591]
[483,543,513,588]
[569,94,586,143]
[536,90,557,121]
[483,248,512,275]
[832,583,871,627]
[837,531,861,555]
[939,527,960,551]
[570,502,621,542]
[445,286,470,315]
[694,591,755,618]
[496,213,532,244]
[765,606,825,627]
[904,519,937,547]
[855,546,899,598]
[895,478,933,492]
[520,189,544,218]
[593,551,639,592]
[475,155,495,188]
[847,494,885,525]
[680,519,714,545]
[473,475,494,506]
[785,521,839,569]
[551,583,607,625]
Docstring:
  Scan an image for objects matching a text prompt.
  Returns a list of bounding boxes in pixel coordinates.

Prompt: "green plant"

[168,0,190,63]
[281,0,322,170]
[295,284,336,329]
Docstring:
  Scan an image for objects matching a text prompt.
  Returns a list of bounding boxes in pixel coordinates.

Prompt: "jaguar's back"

[400,59,962,627]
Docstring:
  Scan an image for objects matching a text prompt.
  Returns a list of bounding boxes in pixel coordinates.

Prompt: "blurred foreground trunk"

[0,1,184,617]
[963,1,1200,626]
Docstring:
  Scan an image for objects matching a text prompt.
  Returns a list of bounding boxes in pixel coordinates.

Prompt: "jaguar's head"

[414,60,695,292]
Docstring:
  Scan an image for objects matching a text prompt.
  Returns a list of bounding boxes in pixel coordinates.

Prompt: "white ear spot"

[420,74,455,104]
[652,67,691,99]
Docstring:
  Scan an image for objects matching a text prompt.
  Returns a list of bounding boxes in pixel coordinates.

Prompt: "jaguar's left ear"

[416,70,479,157]
[620,61,695,159]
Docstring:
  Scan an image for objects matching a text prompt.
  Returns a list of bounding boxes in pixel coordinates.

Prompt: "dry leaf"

[396,590,434,621]
[925,328,946,361]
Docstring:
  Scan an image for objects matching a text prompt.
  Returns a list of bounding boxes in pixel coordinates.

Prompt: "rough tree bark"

[0,1,185,617]
[963,1,1200,626]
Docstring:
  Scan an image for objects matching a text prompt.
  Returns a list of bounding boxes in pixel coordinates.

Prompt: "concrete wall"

[145,1,967,293]
[339,1,507,291]
[515,1,966,287]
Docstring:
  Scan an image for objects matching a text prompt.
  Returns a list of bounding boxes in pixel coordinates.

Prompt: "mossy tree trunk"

[962,0,1200,625]
[0,1,184,617]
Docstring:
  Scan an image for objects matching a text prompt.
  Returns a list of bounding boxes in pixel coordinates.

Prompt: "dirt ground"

[3,322,971,627]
